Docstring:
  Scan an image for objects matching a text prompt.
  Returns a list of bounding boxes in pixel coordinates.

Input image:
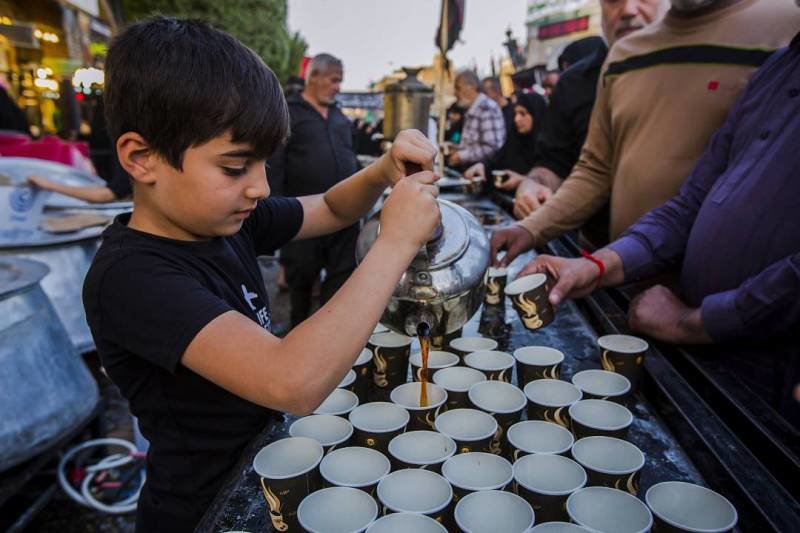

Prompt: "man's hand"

[513,179,553,219]
[517,255,602,305]
[447,150,462,167]
[380,171,441,250]
[496,170,526,191]
[490,225,536,267]
[628,285,712,344]
[379,129,438,186]
[464,162,486,182]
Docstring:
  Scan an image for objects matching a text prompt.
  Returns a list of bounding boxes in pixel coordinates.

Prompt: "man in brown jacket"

[492,0,800,264]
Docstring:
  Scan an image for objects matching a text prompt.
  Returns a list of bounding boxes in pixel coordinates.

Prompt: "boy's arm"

[292,129,437,240]
[27,174,118,203]
[182,172,440,416]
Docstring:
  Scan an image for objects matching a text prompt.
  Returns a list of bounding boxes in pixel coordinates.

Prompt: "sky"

[287,0,530,91]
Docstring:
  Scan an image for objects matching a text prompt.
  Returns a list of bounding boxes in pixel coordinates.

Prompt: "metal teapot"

[356,192,490,337]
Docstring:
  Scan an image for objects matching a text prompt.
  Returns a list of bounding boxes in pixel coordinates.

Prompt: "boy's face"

[146,134,269,239]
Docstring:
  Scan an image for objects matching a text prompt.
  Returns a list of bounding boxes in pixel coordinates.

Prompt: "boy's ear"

[117,132,158,184]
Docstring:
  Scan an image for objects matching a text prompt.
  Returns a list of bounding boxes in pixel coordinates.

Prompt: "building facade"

[525,0,602,68]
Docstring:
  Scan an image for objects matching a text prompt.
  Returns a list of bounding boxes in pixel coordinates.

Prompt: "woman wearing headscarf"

[464,91,546,192]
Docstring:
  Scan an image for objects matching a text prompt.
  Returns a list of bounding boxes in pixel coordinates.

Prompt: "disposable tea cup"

[338,369,356,391]
[410,350,460,382]
[645,481,738,532]
[348,402,410,454]
[352,347,374,403]
[289,414,353,454]
[454,490,535,533]
[468,380,526,456]
[387,430,456,473]
[442,451,513,502]
[449,336,498,362]
[507,420,574,461]
[571,436,645,495]
[366,512,447,533]
[433,366,487,410]
[376,469,453,523]
[297,486,378,533]
[514,346,564,386]
[434,408,498,454]
[513,453,587,523]
[568,399,633,440]
[368,331,413,400]
[485,266,508,306]
[598,334,649,391]
[464,350,515,382]
[571,369,631,402]
[567,486,653,533]
[390,382,448,431]
[319,445,391,495]
[314,388,359,417]
[524,379,582,430]
[505,273,555,330]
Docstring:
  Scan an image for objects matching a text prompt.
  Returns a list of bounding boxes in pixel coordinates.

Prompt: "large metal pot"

[355,199,490,337]
[383,67,434,140]
[0,257,99,472]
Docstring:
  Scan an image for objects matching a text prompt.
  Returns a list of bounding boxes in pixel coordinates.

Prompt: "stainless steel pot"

[0,257,99,472]
[383,67,434,140]
[355,199,490,337]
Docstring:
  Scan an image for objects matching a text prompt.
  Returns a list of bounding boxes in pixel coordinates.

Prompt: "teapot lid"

[412,200,469,270]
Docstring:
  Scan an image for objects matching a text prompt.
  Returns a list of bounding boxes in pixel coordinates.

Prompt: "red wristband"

[580,249,606,285]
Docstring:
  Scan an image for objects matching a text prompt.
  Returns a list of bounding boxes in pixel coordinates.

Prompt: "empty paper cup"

[598,334,649,391]
[507,420,574,461]
[377,469,453,523]
[449,336,499,362]
[348,402,410,454]
[315,388,360,417]
[390,382,448,431]
[442,452,513,502]
[352,347,374,403]
[567,486,653,533]
[571,436,645,495]
[646,481,738,532]
[464,350,516,382]
[410,350,460,382]
[253,436,324,532]
[369,331,413,400]
[289,414,353,454]
[524,379,583,430]
[513,453,587,523]
[468,380,527,456]
[373,323,389,334]
[366,512,447,533]
[454,490,535,533]
[505,273,555,330]
[388,430,456,473]
[514,346,564,385]
[485,266,508,306]
[568,399,633,440]
[434,408,498,454]
[433,366,487,410]
[297,486,378,533]
[527,523,591,532]
[571,369,631,402]
[319,446,391,495]
[338,369,357,391]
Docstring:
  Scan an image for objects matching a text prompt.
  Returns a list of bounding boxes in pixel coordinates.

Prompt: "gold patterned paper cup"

[468,380,527,457]
[376,469,453,524]
[368,331,413,400]
[388,430,457,474]
[523,379,583,430]
[433,366,487,411]
[366,512,448,533]
[454,490,535,533]
[504,273,555,330]
[645,481,738,533]
[597,334,649,392]
[507,420,574,462]
[434,408,498,454]
[464,350,516,382]
[430,328,463,351]
[253,436,324,532]
[514,346,565,386]
[568,399,633,441]
[314,388,360,418]
[571,436,645,496]
[409,350,460,382]
[348,402,410,455]
[571,369,631,402]
[567,486,653,533]
[288,414,353,455]
[337,369,357,391]
[442,452,513,503]
[484,266,508,306]
[492,169,510,188]
[448,336,499,363]
[297,486,378,533]
[513,453,587,523]
[352,348,374,403]
[319,446,391,496]
[390,382,448,431]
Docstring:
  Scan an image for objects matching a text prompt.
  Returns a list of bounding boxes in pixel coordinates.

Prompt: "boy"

[83,17,440,531]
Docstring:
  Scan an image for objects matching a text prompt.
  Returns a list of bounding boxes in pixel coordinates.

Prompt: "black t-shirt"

[82,197,303,531]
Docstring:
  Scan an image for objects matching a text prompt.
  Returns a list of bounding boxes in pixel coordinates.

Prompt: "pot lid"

[0,256,49,299]
[385,67,433,94]
[412,200,469,270]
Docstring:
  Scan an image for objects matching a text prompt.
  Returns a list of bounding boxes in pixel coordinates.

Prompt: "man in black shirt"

[268,53,361,327]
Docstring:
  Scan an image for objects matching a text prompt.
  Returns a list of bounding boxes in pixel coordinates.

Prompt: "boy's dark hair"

[105,17,288,169]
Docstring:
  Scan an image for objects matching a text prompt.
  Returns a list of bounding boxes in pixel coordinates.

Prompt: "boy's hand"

[27,174,56,190]
[379,171,440,251]
[378,129,438,186]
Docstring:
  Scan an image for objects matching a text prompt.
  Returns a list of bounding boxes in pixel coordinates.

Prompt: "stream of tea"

[417,322,430,407]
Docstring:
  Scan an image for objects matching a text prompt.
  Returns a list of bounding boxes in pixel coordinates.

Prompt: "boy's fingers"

[420,184,439,198]
[408,170,437,185]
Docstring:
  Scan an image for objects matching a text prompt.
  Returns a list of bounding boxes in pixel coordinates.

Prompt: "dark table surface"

[197,195,703,533]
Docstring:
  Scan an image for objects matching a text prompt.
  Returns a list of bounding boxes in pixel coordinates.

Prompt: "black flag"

[435,0,465,55]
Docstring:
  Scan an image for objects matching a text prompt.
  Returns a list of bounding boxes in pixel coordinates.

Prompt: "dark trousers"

[281,224,359,328]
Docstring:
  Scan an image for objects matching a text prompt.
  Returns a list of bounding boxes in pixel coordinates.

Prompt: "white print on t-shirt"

[241,283,271,330]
